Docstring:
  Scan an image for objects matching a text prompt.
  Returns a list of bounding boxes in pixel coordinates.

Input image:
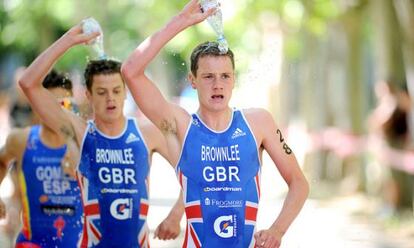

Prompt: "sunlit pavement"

[0,154,413,248]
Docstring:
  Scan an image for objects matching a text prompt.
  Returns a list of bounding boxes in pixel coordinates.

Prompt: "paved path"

[1,154,413,247]
[146,154,414,248]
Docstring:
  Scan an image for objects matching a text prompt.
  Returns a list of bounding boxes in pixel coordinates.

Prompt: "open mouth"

[211,95,224,99]
[107,106,116,111]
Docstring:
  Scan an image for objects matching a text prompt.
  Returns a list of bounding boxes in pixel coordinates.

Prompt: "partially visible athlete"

[0,70,83,247]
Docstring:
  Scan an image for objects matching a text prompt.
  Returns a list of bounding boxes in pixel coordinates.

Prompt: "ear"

[85,89,92,102]
[188,73,197,89]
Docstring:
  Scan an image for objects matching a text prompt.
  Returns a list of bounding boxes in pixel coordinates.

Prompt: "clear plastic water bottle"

[82,17,106,59]
[200,0,229,54]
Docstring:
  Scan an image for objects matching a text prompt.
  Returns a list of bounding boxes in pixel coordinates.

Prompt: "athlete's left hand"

[254,228,283,248]
[154,216,181,240]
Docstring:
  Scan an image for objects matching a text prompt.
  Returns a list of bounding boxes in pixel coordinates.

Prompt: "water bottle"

[200,0,229,53]
[82,17,106,59]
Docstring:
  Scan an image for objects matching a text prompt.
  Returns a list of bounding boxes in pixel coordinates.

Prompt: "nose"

[212,78,224,90]
[106,91,115,102]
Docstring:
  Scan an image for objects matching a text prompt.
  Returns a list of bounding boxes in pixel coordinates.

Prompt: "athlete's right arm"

[19,23,98,146]
[0,129,24,218]
[154,190,184,240]
[121,0,214,135]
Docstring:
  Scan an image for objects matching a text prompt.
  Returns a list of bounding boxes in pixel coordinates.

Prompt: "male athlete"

[19,23,170,247]
[122,0,309,247]
[0,70,83,247]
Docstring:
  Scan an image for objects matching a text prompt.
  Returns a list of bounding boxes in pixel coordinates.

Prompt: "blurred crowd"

[298,79,414,216]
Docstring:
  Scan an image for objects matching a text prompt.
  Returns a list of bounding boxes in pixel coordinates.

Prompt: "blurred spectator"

[368,80,413,214]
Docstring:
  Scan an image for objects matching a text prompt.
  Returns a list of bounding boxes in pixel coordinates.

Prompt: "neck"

[95,116,127,136]
[197,107,233,131]
[40,124,65,148]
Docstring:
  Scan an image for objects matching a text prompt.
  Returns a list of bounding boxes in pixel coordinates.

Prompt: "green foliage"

[0,0,284,68]
[0,0,406,77]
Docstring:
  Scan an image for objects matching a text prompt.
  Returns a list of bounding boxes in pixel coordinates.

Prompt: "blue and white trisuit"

[176,109,262,247]
[16,125,83,248]
[77,118,150,248]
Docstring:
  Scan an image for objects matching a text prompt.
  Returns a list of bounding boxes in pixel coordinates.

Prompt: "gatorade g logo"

[214,215,235,238]
[110,198,133,220]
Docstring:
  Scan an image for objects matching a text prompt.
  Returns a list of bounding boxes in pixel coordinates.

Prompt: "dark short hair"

[42,69,73,91]
[84,59,122,91]
[190,41,234,76]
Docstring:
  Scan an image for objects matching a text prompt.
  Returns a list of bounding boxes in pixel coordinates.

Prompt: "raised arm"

[121,0,214,134]
[19,23,98,145]
[248,109,309,248]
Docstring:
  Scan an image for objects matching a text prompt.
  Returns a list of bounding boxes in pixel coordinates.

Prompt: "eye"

[97,91,105,95]
[222,74,230,79]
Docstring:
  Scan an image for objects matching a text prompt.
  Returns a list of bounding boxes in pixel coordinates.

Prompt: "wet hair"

[84,59,122,91]
[190,41,234,76]
[42,69,73,91]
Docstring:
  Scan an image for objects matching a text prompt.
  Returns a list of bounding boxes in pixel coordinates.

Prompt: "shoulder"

[241,108,275,125]
[6,127,30,146]
[4,127,31,155]
[240,108,278,142]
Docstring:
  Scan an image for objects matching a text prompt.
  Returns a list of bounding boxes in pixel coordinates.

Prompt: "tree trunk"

[342,3,367,191]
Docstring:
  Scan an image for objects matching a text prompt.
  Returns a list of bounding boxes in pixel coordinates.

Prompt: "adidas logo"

[192,118,200,127]
[88,125,96,135]
[126,133,140,144]
[231,128,246,139]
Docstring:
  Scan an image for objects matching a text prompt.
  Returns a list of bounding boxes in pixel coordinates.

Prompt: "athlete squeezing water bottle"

[122,1,309,247]
[0,70,83,247]
[19,22,171,248]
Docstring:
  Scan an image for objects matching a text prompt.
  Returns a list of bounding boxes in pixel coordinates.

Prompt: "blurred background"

[1,0,414,247]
